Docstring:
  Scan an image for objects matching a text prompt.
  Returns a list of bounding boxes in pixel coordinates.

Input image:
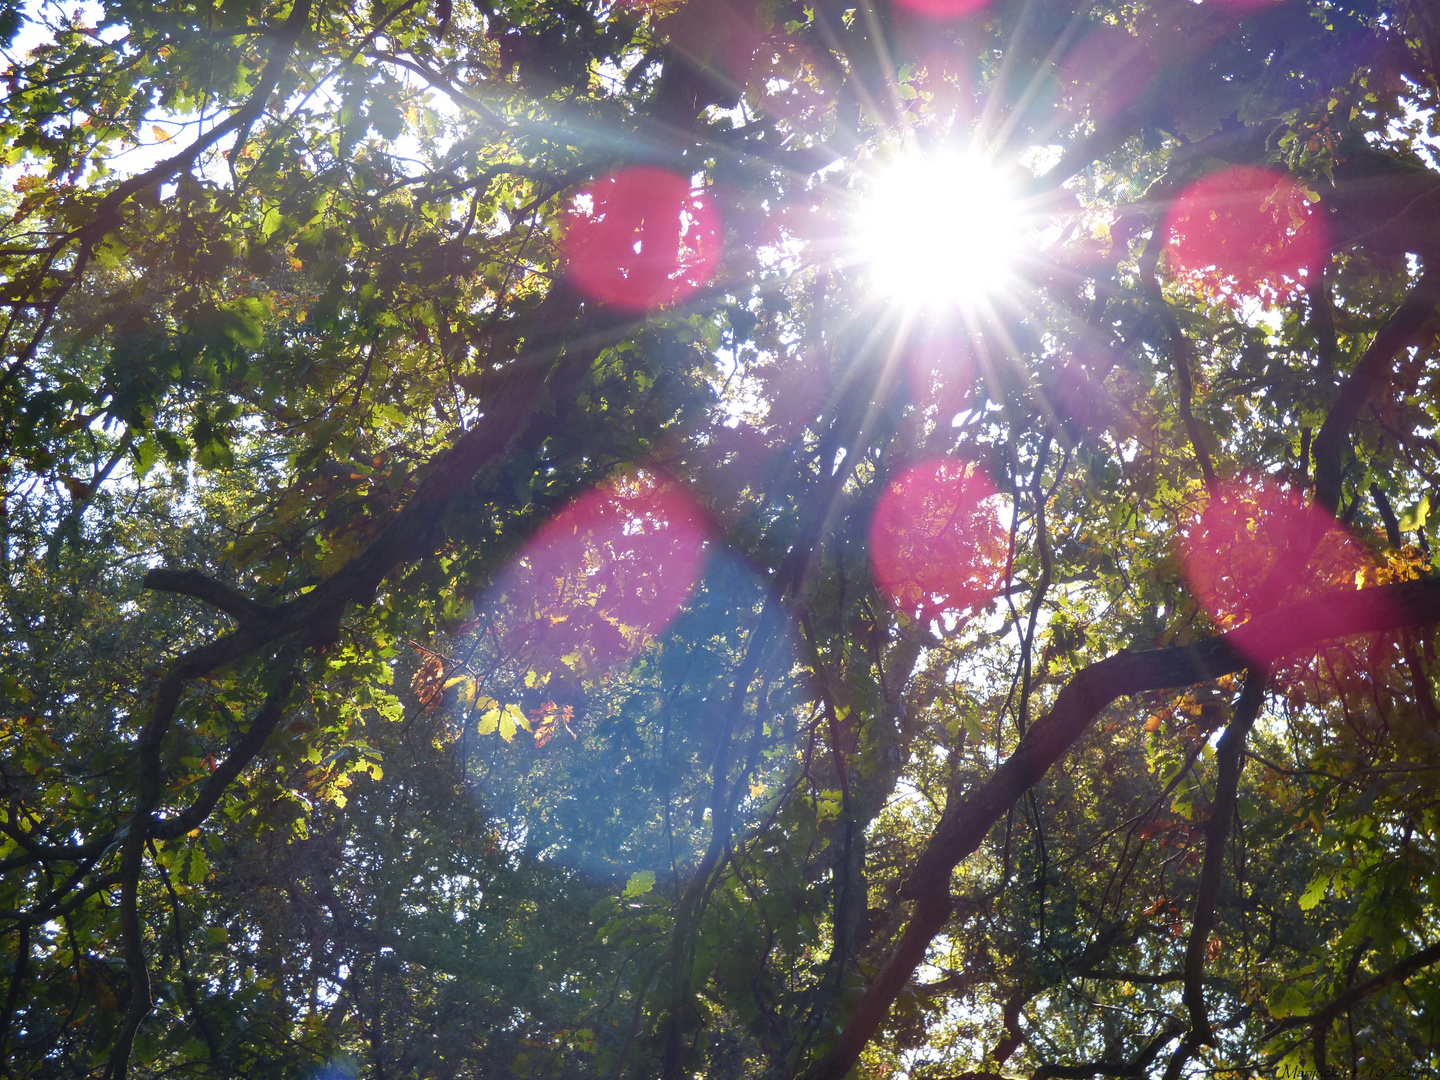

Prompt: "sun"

[853,150,1025,308]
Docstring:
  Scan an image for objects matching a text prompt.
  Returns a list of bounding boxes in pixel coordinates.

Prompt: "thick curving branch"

[83,18,753,1066]
[102,320,577,1080]
[71,7,759,1064]
[142,568,279,627]
[107,648,296,1080]
[149,659,299,842]
[797,575,1440,1080]
[1312,266,1440,518]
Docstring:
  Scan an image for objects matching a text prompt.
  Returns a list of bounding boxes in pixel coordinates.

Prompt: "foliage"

[3,0,1440,1078]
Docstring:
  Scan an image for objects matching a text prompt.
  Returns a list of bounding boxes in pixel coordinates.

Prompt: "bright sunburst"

[853,150,1025,309]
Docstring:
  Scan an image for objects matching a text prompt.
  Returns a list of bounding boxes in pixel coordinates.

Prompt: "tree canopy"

[4,0,1440,1077]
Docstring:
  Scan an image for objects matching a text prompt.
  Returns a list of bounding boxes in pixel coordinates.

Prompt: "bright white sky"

[5,0,205,185]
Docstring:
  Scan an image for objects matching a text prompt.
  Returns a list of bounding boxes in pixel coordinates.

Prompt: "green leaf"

[186,846,209,885]
[1399,494,1430,532]
[1299,872,1330,911]
[623,870,656,898]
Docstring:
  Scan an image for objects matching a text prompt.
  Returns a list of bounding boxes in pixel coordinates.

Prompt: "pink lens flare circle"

[870,459,1007,622]
[1164,166,1326,302]
[500,470,711,671]
[563,167,722,312]
[1177,479,1377,662]
[894,0,991,17]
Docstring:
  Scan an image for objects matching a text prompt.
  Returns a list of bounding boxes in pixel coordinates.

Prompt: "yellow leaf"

[478,708,500,736]
[289,256,303,271]
[151,125,175,143]
[506,703,532,732]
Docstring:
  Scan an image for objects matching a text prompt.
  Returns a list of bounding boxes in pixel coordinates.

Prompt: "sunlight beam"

[852,150,1024,309]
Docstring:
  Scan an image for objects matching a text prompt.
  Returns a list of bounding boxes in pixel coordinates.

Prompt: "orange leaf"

[410,646,445,712]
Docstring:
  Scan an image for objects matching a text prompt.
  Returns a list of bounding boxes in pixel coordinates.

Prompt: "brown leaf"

[532,702,577,748]
[411,646,445,712]
[91,979,117,1011]
[78,961,118,1010]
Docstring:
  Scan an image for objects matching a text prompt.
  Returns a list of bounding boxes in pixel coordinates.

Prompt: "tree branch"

[143,568,278,627]
[1411,0,1440,91]
[1165,670,1267,1080]
[1312,266,1440,518]
[1370,483,1402,548]
[0,924,27,1066]
[1311,938,1440,1073]
[0,871,124,927]
[797,575,1440,1080]
[149,659,299,842]
[1139,231,1218,491]
[1031,1020,1184,1080]
[3,0,315,382]
[990,987,1032,1067]
[662,613,776,1080]
[1261,939,1440,1071]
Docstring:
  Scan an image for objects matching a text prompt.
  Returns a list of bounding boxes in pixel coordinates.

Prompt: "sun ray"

[850,148,1026,311]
